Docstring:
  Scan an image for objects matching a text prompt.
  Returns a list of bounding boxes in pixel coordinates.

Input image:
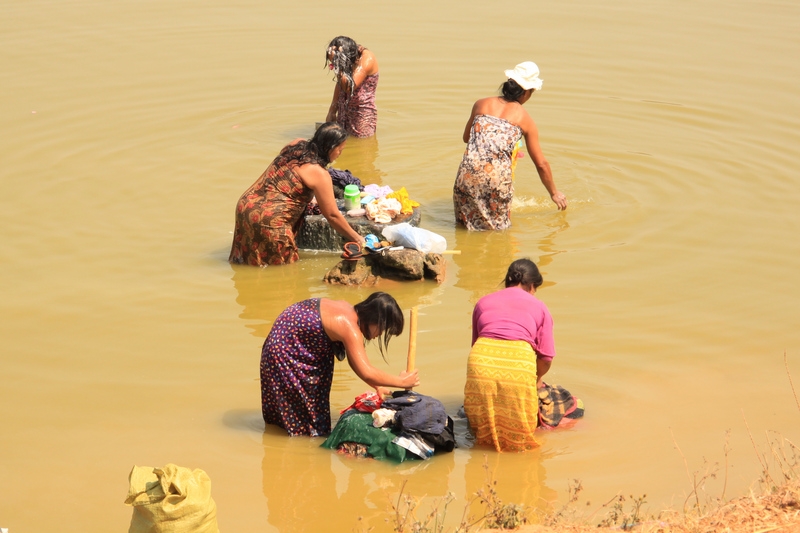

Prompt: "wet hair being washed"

[326,35,362,98]
[499,79,528,103]
[504,258,544,291]
[354,291,405,360]
[276,122,347,167]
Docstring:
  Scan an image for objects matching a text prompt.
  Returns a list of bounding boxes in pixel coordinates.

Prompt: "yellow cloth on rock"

[125,464,219,533]
[463,337,540,452]
[385,187,420,215]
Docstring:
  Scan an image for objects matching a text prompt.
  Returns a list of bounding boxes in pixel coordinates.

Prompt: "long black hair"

[504,258,543,291]
[354,292,404,359]
[276,122,347,167]
[499,79,528,103]
[326,35,362,98]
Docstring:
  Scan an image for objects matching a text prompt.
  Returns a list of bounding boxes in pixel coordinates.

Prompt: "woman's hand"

[375,386,392,399]
[551,191,568,210]
[297,163,363,243]
[399,369,420,390]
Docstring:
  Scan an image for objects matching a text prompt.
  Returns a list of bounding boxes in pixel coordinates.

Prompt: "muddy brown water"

[2,0,800,531]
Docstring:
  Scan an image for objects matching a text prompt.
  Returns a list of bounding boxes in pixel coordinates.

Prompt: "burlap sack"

[124,464,219,533]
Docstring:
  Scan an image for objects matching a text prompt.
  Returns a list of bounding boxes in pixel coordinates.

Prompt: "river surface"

[2,0,800,531]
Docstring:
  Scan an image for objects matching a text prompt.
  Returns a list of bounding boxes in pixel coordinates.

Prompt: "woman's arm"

[519,114,567,210]
[326,82,341,122]
[462,101,479,143]
[297,163,364,244]
[536,357,552,388]
[351,49,378,91]
[324,304,419,390]
[345,339,419,390]
[327,49,379,122]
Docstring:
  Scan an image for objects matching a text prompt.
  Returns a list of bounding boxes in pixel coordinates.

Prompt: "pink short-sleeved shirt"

[472,286,556,360]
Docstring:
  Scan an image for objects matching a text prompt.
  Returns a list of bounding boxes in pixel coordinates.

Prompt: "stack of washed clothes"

[321,391,455,462]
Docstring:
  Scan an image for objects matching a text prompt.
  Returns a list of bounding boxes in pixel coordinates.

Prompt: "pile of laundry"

[327,168,420,223]
[321,391,455,462]
[361,185,419,223]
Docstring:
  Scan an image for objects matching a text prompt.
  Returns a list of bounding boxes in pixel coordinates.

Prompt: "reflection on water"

[261,431,457,532]
[531,217,570,290]
[452,229,522,306]
[463,449,557,522]
[335,134,385,185]
[451,217,570,306]
[259,427,557,532]
[230,262,312,338]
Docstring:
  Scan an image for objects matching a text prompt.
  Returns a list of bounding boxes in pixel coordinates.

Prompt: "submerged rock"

[323,249,446,285]
[371,249,425,280]
[297,207,422,252]
[323,258,378,286]
[423,253,446,284]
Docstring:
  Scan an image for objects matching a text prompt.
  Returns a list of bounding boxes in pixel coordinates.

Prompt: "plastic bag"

[125,464,219,533]
[340,391,384,414]
[381,223,447,254]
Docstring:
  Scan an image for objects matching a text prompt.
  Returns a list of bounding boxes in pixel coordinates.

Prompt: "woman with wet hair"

[453,61,567,231]
[463,258,556,451]
[260,292,419,436]
[324,36,379,137]
[229,122,364,266]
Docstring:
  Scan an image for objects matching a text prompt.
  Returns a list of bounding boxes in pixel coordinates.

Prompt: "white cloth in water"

[372,408,396,428]
[365,197,402,223]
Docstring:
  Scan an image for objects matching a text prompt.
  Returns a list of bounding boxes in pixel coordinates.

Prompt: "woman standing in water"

[261,292,419,437]
[325,36,379,137]
[454,61,567,231]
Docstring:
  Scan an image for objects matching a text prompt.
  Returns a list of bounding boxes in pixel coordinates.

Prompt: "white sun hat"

[504,61,543,91]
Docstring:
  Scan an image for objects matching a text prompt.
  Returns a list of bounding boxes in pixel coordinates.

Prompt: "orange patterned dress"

[228,151,314,266]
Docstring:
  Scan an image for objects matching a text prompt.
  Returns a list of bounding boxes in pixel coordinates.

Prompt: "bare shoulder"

[359,49,379,75]
[320,298,358,319]
[472,96,502,115]
[294,161,328,189]
[516,107,537,132]
[320,299,358,339]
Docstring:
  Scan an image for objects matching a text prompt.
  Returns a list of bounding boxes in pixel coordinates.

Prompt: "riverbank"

[490,475,800,532]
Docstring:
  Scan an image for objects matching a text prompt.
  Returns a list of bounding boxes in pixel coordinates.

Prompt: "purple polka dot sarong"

[260,298,344,436]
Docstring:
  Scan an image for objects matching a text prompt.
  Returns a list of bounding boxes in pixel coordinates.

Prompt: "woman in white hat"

[453,62,567,231]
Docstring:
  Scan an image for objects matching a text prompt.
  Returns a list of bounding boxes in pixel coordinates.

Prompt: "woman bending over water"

[228,122,363,266]
[464,259,556,451]
[261,292,419,436]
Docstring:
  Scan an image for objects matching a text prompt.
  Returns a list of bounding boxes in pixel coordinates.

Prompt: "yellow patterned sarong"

[464,337,540,452]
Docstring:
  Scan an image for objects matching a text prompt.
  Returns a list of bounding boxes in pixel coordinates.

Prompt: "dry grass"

[500,474,800,532]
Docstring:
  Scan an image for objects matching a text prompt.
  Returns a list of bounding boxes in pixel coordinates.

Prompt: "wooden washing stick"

[406,306,418,379]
